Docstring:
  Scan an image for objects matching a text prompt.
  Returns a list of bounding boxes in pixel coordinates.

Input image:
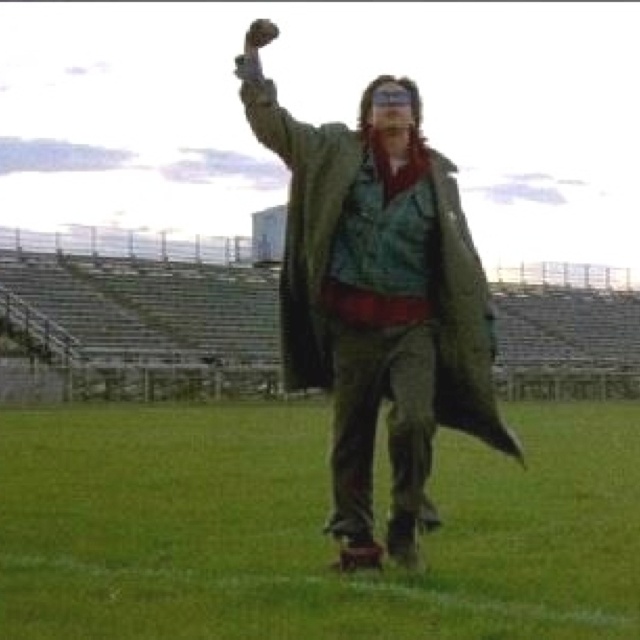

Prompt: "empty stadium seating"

[0,251,185,362]
[65,255,281,365]
[0,250,280,366]
[2,249,640,371]
[492,284,640,367]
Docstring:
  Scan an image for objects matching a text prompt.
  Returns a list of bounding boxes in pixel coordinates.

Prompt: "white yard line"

[3,554,637,631]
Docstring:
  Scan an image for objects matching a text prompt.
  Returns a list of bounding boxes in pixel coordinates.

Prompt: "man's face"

[367,82,414,131]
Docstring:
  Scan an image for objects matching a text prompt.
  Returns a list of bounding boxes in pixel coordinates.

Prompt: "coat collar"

[429,148,458,174]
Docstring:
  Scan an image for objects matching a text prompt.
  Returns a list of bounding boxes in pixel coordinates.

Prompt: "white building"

[251,205,286,264]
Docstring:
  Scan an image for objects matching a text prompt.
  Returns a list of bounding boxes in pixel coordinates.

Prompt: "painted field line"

[2,553,637,631]
[215,575,637,631]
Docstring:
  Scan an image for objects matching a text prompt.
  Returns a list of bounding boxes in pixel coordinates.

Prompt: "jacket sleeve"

[235,54,322,168]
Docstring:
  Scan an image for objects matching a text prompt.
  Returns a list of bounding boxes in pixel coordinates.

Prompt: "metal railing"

[0,284,81,364]
[2,223,639,290]
[489,261,640,292]
[0,225,254,265]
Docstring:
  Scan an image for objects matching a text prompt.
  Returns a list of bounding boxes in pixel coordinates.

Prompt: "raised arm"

[234,19,322,168]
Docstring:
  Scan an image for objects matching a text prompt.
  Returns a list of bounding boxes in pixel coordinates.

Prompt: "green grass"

[1,400,639,639]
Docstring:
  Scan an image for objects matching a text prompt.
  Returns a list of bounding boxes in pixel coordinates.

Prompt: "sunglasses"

[371,89,412,107]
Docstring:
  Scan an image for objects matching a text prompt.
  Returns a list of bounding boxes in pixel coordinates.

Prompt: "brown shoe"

[330,540,384,573]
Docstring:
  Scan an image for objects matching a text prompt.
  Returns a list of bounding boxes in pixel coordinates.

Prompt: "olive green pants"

[324,320,440,540]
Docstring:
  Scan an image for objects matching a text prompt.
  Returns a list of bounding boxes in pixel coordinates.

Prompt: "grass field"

[1,400,639,639]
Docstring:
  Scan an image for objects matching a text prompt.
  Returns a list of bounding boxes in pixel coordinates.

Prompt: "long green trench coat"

[240,76,524,463]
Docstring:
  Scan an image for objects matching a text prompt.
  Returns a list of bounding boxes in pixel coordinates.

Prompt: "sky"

[1,1,640,273]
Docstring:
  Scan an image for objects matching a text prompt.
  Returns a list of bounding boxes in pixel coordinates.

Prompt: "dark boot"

[386,511,423,571]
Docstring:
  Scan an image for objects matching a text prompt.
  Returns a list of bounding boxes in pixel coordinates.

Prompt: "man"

[235,19,524,572]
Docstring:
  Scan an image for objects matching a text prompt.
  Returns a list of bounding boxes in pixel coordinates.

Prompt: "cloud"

[468,183,567,205]
[0,139,289,189]
[506,173,588,188]
[0,137,136,175]
[65,66,92,76]
[557,178,587,186]
[160,148,290,189]
[463,172,570,206]
[504,172,555,182]
[64,62,109,77]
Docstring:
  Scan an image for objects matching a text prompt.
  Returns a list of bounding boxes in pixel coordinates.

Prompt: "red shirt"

[321,278,432,329]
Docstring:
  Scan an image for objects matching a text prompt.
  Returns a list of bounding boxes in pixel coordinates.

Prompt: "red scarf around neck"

[366,127,431,204]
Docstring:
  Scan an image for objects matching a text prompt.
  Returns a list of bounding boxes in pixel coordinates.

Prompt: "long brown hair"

[357,75,431,202]
[357,74,424,133]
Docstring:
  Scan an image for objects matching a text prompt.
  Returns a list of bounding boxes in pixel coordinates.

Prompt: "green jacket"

[240,77,524,463]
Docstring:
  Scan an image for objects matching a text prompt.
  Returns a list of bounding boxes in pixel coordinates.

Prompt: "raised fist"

[245,19,279,49]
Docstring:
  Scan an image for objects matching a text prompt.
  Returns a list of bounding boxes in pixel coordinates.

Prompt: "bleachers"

[66,255,281,365]
[2,249,640,370]
[492,284,640,366]
[0,251,184,360]
[491,301,591,367]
